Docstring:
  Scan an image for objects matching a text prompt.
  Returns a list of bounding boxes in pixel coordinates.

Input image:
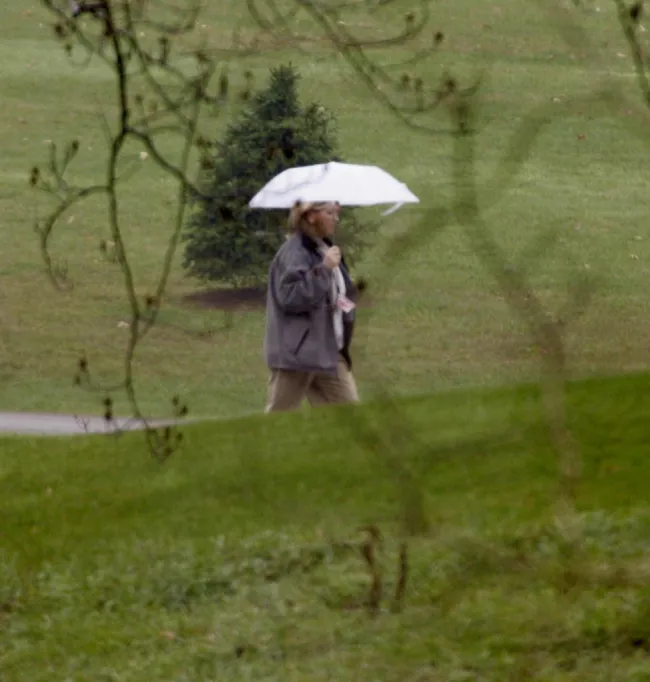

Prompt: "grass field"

[3,0,650,417]
[3,372,650,680]
[6,4,650,677]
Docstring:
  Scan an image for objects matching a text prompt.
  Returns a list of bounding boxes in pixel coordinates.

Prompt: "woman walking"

[263,201,360,412]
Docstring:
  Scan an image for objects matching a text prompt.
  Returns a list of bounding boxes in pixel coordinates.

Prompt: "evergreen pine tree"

[182,63,371,287]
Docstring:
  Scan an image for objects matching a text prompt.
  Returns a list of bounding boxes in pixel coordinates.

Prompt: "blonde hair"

[287,201,330,234]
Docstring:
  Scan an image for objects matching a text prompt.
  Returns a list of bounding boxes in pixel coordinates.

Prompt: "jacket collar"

[299,231,332,253]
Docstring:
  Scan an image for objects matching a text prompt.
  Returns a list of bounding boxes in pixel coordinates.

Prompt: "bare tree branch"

[33,0,224,458]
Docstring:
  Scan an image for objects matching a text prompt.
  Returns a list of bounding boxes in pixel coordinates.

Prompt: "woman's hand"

[322,246,341,270]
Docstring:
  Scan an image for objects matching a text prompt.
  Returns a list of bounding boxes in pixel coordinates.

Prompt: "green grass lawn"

[5,3,650,679]
[3,372,650,680]
[3,0,650,417]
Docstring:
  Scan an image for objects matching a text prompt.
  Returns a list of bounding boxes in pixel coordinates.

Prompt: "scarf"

[316,239,345,350]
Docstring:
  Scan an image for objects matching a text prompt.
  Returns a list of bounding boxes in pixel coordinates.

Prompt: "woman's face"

[307,202,339,239]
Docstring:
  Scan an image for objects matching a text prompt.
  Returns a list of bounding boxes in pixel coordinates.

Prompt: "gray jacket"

[264,232,357,375]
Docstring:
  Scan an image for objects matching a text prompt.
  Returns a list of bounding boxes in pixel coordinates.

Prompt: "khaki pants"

[265,359,359,413]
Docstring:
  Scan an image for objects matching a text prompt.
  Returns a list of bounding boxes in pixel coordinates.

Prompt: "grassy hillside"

[3,1,650,417]
[4,3,650,678]
[2,372,650,680]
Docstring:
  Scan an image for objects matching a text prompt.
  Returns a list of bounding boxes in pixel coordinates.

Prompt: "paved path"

[0,412,192,436]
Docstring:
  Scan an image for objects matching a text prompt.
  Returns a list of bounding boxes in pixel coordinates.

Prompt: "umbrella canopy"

[248,162,419,213]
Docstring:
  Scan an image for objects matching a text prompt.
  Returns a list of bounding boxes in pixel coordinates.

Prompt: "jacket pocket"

[292,327,309,356]
[285,317,310,356]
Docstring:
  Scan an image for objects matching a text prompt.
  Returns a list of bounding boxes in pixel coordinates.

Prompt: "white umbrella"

[248,161,419,215]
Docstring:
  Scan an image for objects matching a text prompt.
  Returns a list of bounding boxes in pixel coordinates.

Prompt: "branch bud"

[158,36,170,65]
[219,72,229,100]
[29,166,40,187]
[630,2,643,23]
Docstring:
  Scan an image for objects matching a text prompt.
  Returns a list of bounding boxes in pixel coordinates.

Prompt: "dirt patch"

[182,286,267,311]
